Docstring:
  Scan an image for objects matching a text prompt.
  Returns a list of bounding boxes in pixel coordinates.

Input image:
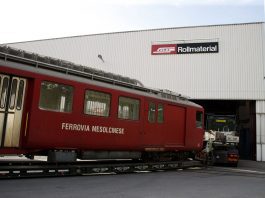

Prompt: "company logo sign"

[151,44,176,55]
[151,42,218,55]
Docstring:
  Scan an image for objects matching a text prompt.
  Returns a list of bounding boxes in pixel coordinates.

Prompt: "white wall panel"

[9,22,265,100]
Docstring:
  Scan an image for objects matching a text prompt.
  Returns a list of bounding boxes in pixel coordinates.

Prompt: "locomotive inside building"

[194,100,256,160]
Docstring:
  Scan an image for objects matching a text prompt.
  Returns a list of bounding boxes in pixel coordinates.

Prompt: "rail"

[0,160,202,179]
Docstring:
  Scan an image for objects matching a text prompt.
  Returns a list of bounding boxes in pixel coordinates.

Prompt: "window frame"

[118,96,140,121]
[9,78,18,110]
[16,80,25,111]
[0,76,9,109]
[196,111,203,128]
[157,104,164,124]
[83,89,111,117]
[147,102,164,124]
[148,102,156,123]
[39,80,74,113]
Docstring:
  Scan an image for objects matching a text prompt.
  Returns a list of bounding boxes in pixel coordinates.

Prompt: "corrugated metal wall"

[6,22,265,161]
[9,22,265,100]
[256,100,265,161]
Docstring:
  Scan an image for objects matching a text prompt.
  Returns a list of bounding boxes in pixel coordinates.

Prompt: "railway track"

[0,159,203,179]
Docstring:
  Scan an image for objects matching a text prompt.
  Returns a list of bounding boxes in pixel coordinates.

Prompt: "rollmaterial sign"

[151,42,218,55]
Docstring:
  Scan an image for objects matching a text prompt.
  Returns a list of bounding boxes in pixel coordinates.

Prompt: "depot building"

[9,22,265,161]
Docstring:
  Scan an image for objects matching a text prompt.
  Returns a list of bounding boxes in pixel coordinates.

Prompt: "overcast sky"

[0,0,264,44]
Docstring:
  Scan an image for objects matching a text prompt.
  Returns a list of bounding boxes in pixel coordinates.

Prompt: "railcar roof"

[0,46,202,109]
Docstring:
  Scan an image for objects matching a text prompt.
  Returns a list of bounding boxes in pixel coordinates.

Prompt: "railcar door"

[143,101,164,146]
[0,74,27,147]
[165,104,186,146]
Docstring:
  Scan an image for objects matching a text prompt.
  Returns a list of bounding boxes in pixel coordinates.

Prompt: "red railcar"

[0,46,204,162]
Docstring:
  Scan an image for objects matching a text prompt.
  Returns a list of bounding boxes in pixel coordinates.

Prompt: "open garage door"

[193,100,256,160]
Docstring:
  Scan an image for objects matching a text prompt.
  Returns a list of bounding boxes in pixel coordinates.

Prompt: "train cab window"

[148,102,156,123]
[118,97,139,120]
[157,104,164,123]
[196,111,203,128]
[84,90,110,117]
[39,81,73,113]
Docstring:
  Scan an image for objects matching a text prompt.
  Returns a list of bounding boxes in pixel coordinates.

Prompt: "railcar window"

[9,79,18,110]
[148,102,156,123]
[84,90,110,117]
[196,111,203,128]
[39,81,73,113]
[157,104,164,123]
[0,77,9,109]
[0,76,2,106]
[118,97,139,120]
[16,81,25,110]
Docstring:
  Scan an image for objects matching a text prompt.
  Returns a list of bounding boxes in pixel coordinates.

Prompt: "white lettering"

[92,125,99,132]
[62,123,66,130]
[61,123,125,135]
[66,123,70,130]
[61,123,90,132]
[177,44,218,54]
[178,47,183,52]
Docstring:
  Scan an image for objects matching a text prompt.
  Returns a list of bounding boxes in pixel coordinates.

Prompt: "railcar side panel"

[184,108,204,150]
[24,77,143,150]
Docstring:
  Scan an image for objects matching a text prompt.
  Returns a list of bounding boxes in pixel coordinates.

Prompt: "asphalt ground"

[0,160,264,198]
[237,160,265,171]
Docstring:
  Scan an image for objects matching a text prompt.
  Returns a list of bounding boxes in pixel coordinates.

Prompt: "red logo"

[151,44,176,55]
